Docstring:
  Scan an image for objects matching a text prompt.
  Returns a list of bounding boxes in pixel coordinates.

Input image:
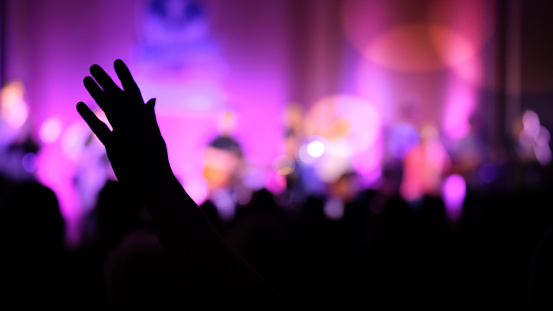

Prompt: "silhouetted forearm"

[144,167,288,310]
[78,60,288,310]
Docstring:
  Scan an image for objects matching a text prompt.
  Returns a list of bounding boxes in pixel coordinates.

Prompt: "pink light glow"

[342,0,490,74]
[40,117,63,144]
[522,110,541,138]
[61,123,90,162]
[400,124,450,202]
[5,0,495,247]
[451,56,484,87]
[443,79,476,140]
[442,174,466,222]
[364,23,476,72]
[304,95,383,181]
[354,62,392,123]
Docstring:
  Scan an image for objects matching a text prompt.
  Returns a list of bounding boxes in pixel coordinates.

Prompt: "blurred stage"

[1,0,553,249]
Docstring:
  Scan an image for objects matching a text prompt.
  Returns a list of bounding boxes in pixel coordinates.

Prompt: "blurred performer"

[323,170,362,221]
[514,110,552,166]
[200,112,249,231]
[0,81,34,182]
[450,115,487,189]
[385,100,423,161]
[400,123,451,204]
[0,81,30,148]
[510,110,552,189]
[273,104,324,215]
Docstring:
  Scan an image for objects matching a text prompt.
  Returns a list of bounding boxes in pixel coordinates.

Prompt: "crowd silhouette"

[0,59,552,310]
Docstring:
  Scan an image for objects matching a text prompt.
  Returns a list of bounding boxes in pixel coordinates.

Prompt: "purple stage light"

[21,152,38,174]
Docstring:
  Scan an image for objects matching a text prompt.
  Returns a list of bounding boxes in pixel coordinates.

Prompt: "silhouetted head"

[203,135,244,191]
[1,181,65,252]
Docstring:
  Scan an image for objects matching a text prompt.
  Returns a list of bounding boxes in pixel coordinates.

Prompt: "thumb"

[146,98,156,110]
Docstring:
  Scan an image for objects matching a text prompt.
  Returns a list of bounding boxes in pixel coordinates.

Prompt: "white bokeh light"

[307,140,325,158]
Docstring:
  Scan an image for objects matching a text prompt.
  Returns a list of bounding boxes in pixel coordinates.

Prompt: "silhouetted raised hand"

[77,60,288,310]
[77,60,171,204]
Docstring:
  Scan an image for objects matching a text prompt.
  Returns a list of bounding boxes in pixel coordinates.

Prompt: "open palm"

[76,59,171,201]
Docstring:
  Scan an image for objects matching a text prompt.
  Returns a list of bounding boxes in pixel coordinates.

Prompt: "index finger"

[114,59,144,106]
[76,102,111,146]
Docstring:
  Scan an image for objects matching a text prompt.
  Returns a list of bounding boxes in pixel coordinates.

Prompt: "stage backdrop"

[6,0,553,245]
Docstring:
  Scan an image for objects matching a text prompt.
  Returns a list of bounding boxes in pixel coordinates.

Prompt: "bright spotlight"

[307,140,325,158]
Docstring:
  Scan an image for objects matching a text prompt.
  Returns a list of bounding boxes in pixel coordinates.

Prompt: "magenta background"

[5,0,538,244]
